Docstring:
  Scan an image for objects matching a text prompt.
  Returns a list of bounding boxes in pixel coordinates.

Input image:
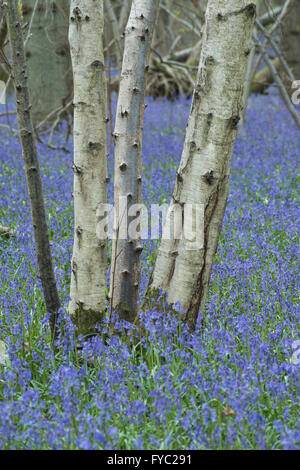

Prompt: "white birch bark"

[110,0,160,321]
[148,0,257,331]
[69,0,108,335]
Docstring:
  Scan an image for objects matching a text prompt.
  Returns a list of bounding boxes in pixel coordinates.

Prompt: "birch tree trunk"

[69,0,108,336]
[147,0,256,331]
[110,0,160,321]
[5,0,60,340]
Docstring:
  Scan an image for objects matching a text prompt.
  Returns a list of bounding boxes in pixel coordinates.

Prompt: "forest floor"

[0,90,299,449]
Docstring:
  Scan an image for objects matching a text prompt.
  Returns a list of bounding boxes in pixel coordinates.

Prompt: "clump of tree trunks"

[2,0,300,344]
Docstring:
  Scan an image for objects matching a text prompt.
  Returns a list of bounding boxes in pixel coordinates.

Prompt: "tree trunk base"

[71,308,106,338]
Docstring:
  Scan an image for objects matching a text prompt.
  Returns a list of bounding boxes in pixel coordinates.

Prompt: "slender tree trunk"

[104,0,122,74]
[147,0,256,331]
[110,0,160,321]
[281,0,300,94]
[22,0,73,126]
[0,14,6,44]
[119,0,132,34]
[152,4,169,56]
[186,39,202,66]
[0,11,8,83]
[69,0,108,336]
[0,1,4,25]
[5,0,60,339]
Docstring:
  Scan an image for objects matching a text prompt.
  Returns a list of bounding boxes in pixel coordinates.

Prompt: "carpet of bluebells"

[0,89,299,450]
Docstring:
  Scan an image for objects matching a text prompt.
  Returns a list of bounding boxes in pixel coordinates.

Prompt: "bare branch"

[259,6,282,26]
[160,3,202,38]
[256,18,295,83]
[254,36,300,130]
